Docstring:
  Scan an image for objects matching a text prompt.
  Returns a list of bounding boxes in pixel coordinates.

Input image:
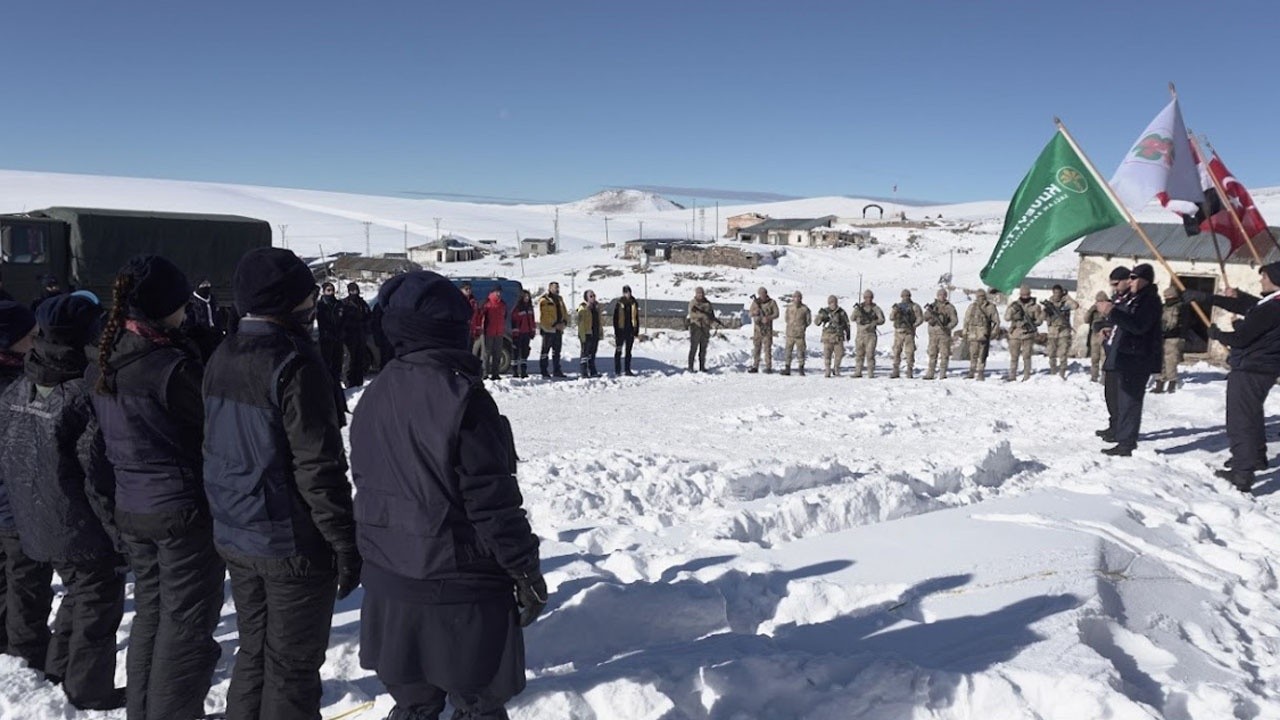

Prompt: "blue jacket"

[88,327,207,538]
[350,347,538,602]
[203,318,355,573]
[1104,284,1162,374]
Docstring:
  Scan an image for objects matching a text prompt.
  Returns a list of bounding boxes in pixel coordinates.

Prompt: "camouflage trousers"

[1089,332,1105,382]
[1007,336,1034,380]
[891,331,916,378]
[783,336,806,370]
[967,339,989,380]
[854,331,878,376]
[689,325,710,369]
[752,331,773,371]
[1046,331,1072,377]
[1161,338,1184,383]
[822,337,845,375]
[925,330,951,379]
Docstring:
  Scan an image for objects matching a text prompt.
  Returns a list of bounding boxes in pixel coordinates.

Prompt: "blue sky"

[2,1,1276,205]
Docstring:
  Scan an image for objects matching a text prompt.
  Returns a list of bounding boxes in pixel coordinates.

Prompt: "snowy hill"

[563,188,684,214]
[2,168,1280,718]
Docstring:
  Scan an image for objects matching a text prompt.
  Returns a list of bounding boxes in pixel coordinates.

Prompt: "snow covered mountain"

[562,188,684,214]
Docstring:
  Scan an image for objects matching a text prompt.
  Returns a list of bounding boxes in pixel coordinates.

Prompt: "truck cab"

[0,217,70,303]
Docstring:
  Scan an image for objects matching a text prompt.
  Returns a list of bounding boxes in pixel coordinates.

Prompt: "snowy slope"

[563,189,684,214]
[1,170,1279,719]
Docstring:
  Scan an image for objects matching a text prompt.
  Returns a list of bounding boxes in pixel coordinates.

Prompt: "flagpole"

[1203,135,1280,257]
[1187,132,1265,264]
[1054,117,1212,327]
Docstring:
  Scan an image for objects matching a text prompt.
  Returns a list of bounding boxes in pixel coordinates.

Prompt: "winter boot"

[748,367,759,374]
[625,358,635,376]
[825,369,832,378]
[699,360,707,372]
[540,358,550,378]
[1152,380,1166,393]
[1214,468,1255,493]
[614,357,622,376]
[763,367,773,374]
[922,374,934,380]
[1167,381,1176,393]
[552,360,566,378]
[579,361,589,378]
[589,358,599,377]
[798,367,806,377]
[780,367,791,376]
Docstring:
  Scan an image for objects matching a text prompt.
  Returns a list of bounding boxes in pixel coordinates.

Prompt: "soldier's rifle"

[1009,302,1038,336]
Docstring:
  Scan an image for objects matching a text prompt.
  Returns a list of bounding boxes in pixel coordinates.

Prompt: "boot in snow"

[1151,380,1166,394]
[540,358,550,378]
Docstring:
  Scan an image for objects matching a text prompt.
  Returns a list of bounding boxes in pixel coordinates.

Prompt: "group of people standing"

[0,249,543,720]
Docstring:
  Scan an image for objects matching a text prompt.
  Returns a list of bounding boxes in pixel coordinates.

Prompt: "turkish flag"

[1204,153,1269,255]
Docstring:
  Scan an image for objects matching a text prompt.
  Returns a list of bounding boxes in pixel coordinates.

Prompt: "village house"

[735,216,869,247]
[326,255,423,283]
[521,237,556,256]
[1075,222,1280,361]
[408,237,482,265]
[724,212,769,238]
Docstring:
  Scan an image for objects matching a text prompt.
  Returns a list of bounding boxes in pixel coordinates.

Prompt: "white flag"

[1110,98,1204,211]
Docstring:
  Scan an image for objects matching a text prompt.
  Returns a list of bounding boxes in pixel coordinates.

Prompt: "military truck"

[0,206,273,307]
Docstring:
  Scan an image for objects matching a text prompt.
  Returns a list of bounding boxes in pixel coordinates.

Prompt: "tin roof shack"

[409,237,482,265]
[622,238,698,262]
[521,237,556,257]
[725,212,770,238]
[1075,222,1280,361]
[3,207,272,307]
[329,255,422,283]
[736,216,846,247]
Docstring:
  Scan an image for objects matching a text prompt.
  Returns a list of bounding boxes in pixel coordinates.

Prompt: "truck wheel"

[500,339,514,374]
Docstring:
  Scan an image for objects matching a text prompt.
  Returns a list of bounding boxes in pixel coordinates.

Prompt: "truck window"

[1,225,48,264]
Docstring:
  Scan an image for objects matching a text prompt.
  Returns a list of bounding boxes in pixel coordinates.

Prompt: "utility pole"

[433,217,442,242]
[363,221,372,256]
[554,207,560,248]
[603,216,610,246]
[638,220,644,240]
[403,224,409,256]
[278,224,288,250]
[715,201,720,241]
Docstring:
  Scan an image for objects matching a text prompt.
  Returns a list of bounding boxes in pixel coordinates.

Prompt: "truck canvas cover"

[30,206,272,302]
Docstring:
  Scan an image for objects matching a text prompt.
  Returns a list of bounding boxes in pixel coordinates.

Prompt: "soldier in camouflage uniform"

[781,291,812,376]
[852,290,885,378]
[1082,291,1110,382]
[815,295,851,377]
[748,286,780,374]
[1153,285,1185,393]
[889,289,924,379]
[923,288,959,380]
[1041,284,1080,379]
[963,289,1001,380]
[1004,284,1044,381]
[687,286,715,372]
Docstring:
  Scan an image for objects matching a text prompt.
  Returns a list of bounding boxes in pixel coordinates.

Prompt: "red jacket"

[512,303,537,338]
[481,298,508,338]
[468,297,483,339]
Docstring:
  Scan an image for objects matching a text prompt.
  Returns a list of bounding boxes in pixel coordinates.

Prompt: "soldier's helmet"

[1163,286,1179,299]
[1095,291,1108,301]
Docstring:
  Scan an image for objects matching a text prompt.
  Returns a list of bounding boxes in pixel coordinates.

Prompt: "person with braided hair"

[86,255,225,720]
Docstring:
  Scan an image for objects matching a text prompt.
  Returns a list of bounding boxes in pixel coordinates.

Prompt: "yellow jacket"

[538,293,569,333]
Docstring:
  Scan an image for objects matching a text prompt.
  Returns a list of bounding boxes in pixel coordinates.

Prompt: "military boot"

[780,367,791,376]
[1166,380,1176,393]
[1151,381,1166,394]
[798,367,806,377]
[625,357,635,376]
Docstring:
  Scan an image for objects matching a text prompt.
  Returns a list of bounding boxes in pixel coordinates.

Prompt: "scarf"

[26,337,87,386]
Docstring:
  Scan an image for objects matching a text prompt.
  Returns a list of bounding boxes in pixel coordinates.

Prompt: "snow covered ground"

[1,171,1279,719]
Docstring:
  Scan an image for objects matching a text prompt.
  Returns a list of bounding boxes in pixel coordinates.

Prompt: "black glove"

[513,571,548,627]
[1207,326,1222,341]
[335,547,363,600]
[1182,289,1210,306]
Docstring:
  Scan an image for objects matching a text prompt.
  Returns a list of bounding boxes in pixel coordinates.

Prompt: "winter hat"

[1163,286,1179,299]
[622,285,632,294]
[347,282,361,294]
[0,301,36,350]
[1131,264,1155,283]
[35,293,103,348]
[377,271,471,356]
[233,248,316,317]
[120,254,191,320]
[1260,262,1280,287]
[1109,266,1131,281]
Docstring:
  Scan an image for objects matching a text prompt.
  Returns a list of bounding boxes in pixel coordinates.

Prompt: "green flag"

[980,130,1126,293]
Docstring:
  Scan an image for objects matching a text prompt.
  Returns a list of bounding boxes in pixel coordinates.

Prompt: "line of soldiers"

[730,283,1091,381]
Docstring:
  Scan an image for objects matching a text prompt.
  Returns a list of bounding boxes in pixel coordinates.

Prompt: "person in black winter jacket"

[316,281,345,382]
[0,301,55,675]
[1185,262,1280,492]
[89,256,225,720]
[0,293,125,711]
[183,278,225,361]
[342,282,372,388]
[1095,263,1162,457]
[203,247,360,720]
[352,271,543,720]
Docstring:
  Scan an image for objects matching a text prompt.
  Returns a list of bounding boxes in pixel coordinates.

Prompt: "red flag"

[1204,152,1269,255]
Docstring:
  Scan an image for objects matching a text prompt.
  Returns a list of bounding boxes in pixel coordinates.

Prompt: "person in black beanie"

[352,271,542,720]
[183,278,225,361]
[0,301,55,677]
[1094,263,1162,456]
[1184,262,1280,492]
[342,282,372,388]
[88,255,225,720]
[0,294,124,710]
[316,281,346,382]
[203,247,360,720]
[1094,266,1130,443]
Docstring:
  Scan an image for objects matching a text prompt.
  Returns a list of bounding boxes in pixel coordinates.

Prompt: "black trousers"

[614,330,635,372]
[580,334,599,372]
[0,531,53,671]
[1104,370,1119,432]
[319,336,344,383]
[343,335,367,388]
[1113,370,1150,448]
[48,560,126,708]
[513,335,531,375]
[483,336,504,378]
[361,590,524,720]
[225,557,337,720]
[538,331,562,374]
[123,529,225,720]
[1227,370,1277,472]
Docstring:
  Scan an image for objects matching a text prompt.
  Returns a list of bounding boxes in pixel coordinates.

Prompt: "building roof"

[331,256,423,274]
[624,238,702,247]
[738,216,836,233]
[1076,222,1280,264]
[521,237,554,245]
